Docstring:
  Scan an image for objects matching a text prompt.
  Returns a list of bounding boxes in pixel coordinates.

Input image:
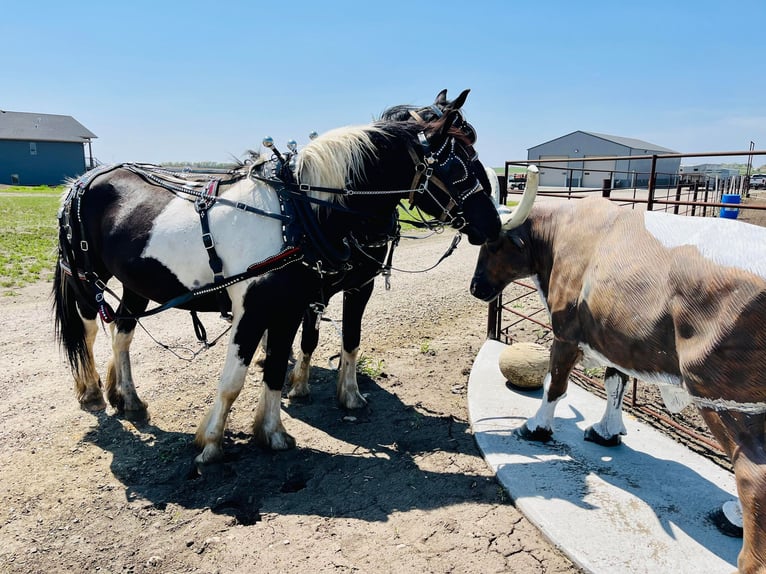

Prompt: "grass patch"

[0,189,62,291]
[0,185,62,195]
[357,355,385,378]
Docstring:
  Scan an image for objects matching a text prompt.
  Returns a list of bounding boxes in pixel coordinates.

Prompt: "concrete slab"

[468,339,742,574]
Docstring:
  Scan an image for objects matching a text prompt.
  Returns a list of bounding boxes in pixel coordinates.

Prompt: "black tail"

[53,255,89,375]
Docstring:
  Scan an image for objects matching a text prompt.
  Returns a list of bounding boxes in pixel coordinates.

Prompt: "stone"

[498,342,548,390]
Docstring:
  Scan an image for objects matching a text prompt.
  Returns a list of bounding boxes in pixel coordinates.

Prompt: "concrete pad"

[468,339,741,574]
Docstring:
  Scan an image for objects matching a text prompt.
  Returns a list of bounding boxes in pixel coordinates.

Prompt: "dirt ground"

[0,233,583,574]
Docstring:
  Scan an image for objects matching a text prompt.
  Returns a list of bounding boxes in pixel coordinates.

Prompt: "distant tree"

[160,161,237,169]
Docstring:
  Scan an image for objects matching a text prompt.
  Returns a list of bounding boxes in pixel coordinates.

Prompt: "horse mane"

[296,113,469,206]
[378,104,424,122]
[296,124,384,204]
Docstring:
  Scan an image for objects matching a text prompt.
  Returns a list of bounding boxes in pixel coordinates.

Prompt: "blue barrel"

[720,193,741,219]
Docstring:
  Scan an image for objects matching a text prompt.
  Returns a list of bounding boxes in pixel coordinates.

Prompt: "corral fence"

[487,148,766,465]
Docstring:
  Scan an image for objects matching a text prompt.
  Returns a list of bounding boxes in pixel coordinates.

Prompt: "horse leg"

[104,289,149,421]
[254,310,303,449]
[518,340,581,442]
[195,302,257,464]
[53,265,106,411]
[75,305,107,411]
[287,307,318,400]
[584,367,629,446]
[336,284,374,409]
[699,408,766,574]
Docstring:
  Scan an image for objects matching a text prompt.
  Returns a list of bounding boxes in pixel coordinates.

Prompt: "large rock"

[498,342,549,390]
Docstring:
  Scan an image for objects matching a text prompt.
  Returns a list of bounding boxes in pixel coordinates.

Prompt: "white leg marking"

[109,327,145,414]
[195,340,249,464]
[288,349,312,398]
[337,347,366,409]
[252,385,294,450]
[590,371,628,440]
[526,373,561,432]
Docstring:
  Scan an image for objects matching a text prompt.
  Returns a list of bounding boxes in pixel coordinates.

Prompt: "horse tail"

[52,246,90,376]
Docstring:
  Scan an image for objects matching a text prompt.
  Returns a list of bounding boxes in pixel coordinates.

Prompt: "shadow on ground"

[82,366,501,526]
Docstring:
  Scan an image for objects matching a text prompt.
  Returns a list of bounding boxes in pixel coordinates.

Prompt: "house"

[527,131,681,189]
[0,111,97,186]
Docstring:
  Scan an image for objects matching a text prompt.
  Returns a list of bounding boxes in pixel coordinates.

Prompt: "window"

[29,142,37,156]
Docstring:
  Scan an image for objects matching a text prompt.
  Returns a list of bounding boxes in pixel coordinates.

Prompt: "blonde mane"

[295,124,385,204]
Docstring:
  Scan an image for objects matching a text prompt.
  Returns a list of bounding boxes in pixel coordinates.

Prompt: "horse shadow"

[81,365,498,526]
[475,394,741,567]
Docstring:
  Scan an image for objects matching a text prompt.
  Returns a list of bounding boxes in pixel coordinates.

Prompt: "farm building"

[527,131,680,188]
[679,163,739,183]
[0,111,97,186]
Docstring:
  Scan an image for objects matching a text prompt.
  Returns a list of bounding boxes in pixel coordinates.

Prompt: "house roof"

[0,111,97,143]
[530,130,678,154]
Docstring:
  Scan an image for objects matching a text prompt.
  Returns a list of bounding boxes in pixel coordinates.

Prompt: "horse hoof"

[339,392,367,410]
[254,430,296,451]
[80,396,107,412]
[583,426,622,447]
[195,445,224,467]
[122,406,150,423]
[269,432,296,451]
[287,384,311,400]
[515,424,553,443]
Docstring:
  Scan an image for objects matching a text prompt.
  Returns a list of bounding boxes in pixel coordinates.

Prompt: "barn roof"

[529,130,678,154]
[0,111,97,143]
[581,131,678,153]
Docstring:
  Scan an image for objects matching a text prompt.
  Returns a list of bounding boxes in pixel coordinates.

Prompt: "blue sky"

[3,0,765,168]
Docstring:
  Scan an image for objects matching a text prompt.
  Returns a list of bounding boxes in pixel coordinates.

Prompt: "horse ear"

[450,89,470,110]
[434,89,448,106]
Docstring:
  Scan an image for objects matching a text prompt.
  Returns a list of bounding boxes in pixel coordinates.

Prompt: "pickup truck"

[508,173,527,190]
[750,174,766,189]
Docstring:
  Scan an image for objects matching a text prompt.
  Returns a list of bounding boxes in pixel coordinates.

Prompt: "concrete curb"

[468,339,741,573]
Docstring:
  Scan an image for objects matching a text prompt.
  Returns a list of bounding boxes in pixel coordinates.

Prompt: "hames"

[471,168,766,574]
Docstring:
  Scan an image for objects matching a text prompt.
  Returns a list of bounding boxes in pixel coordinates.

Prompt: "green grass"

[0,185,63,195]
[357,355,385,378]
[0,187,62,292]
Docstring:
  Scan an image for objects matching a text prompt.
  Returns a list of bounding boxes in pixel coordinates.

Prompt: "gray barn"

[0,111,97,186]
[527,131,680,188]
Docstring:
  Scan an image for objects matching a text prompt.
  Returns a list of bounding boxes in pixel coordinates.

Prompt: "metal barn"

[527,131,681,188]
[0,111,97,186]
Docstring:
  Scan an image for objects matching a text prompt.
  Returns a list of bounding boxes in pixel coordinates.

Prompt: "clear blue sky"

[3,0,765,168]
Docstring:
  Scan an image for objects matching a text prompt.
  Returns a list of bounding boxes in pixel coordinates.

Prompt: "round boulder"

[498,342,549,391]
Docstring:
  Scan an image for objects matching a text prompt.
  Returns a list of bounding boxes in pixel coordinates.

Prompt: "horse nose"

[470,277,495,302]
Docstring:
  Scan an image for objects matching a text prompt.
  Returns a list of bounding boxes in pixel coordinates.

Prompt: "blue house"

[0,110,97,186]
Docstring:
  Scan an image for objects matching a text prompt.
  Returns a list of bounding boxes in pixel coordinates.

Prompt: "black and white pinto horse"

[54,99,500,465]
[283,89,501,409]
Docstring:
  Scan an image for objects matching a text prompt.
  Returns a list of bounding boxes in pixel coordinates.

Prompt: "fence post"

[691,182,699,217]
[601,178,612,198]
[647,155,658,211]
[673,182,682,215]
[487,294,502,340]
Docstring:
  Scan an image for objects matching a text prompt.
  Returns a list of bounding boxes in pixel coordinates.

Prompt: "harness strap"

[195,179,233,318]
[65,246,304,323]
[406,147,432,207]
